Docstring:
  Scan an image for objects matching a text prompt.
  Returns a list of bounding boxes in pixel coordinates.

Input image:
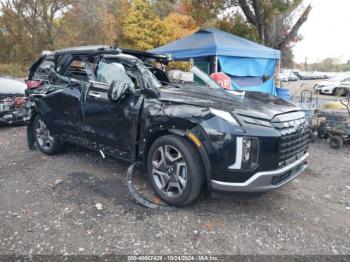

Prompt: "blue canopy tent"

[149,28,281,95]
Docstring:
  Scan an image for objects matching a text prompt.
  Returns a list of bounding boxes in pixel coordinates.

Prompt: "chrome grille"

[272,112,310,167]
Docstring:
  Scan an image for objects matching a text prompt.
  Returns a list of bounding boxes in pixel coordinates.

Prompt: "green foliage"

[281,48,294,68]
[167,61,191,71]
[122,0,164,51]
[152,0,178,18]
[0,0,71,63]
[160,12,197,45]
[0,0,313,77]
[216,14,260,43]
[0,63,29,78]
[180,0,224,25]
[57,0,120,48]
[262,0,303,19]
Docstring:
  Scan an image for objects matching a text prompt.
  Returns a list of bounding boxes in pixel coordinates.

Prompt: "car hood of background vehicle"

[318,81,340,86]
[159,86,300,120]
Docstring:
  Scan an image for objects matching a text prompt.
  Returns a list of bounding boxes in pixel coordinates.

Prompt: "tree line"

[0,0,311,75]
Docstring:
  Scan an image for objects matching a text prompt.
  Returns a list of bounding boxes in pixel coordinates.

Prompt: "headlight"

[229,137,259,170]
[242,137,259,169]
[210,108,240,126]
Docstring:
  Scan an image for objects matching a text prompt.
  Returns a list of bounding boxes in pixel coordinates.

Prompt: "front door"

[83,60,143,161]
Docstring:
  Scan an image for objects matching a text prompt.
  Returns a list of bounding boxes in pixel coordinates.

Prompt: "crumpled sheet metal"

[127,162,176,211]
[0,96,30,124]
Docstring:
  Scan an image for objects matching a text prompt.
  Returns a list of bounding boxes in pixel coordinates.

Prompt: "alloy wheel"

[151,145,188,198]
[35,118,54,151]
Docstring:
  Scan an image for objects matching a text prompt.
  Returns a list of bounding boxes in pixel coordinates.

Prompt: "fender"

[170,128,213,191]
[27,96,44,150]
[27,111,37,150]
[186,132,213,191]
[139,124,213,191]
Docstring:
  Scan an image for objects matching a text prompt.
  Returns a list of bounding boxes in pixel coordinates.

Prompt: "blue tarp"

[231,77,277,96]
[149,28,281,60]
[149,28,281,95]
[218,55,277,94]
[218,56,277,77]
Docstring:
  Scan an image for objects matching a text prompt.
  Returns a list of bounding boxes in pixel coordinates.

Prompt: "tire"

[329,135,343,149]
[317,125,328,139]
[146,135,204,206]
[309,129,316,143]
[333,88,345,97]
[33,115,65,155]
[344,89,350,97]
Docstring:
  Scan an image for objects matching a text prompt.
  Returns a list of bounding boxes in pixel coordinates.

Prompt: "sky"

[293,0,350,64]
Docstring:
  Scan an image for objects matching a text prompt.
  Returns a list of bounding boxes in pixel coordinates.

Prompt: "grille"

[271,171,292,186]
[271,162,304,185]
[272,112,310,167]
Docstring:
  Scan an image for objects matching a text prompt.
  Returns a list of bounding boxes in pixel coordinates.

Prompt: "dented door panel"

[83,82,143,162]
[37,84,84,137]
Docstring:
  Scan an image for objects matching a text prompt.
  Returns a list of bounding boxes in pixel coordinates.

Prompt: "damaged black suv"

[27,46,310,206]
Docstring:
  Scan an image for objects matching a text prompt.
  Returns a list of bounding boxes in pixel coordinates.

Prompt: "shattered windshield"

[136,62,162,89]
[190,66,221,89]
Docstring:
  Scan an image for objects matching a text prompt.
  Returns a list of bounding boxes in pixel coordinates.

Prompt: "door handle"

[89,92,101,98]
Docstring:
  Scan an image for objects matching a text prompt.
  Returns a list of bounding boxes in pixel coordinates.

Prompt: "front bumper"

[211,153,308,193]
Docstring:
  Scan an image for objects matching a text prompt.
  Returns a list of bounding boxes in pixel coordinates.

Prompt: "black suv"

[26,46,310,206]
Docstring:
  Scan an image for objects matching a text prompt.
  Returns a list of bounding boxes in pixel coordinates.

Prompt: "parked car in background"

[293,70,329,81]
[26,46,310,206]
[314,73,350,95]
[333,82,350,96]
[0,76,30,125]
[310,71,329,80]
[281,69,299,81]
[278,71,289,82]
[294,71,314,80]
[288,72,299,81]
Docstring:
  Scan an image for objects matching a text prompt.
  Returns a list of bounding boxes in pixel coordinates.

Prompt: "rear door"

[44,55,89,137]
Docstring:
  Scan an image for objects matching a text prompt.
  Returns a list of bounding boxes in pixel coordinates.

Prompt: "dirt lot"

[0,124,349,256]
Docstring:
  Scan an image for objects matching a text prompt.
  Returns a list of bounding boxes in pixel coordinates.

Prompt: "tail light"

[26,80,43,89]
[14,97,27,107]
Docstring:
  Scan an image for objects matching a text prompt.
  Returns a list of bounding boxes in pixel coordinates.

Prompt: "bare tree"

[225,0,312,50]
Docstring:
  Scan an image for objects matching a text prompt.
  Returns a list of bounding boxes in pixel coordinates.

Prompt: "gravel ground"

[0,122,350,256]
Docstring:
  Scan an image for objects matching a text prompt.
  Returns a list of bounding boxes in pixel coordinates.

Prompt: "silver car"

[0,76,30,125]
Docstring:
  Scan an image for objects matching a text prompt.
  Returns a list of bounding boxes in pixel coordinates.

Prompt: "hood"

[318,81,340,86]
[0,77,26,95]
[159,85,300,121]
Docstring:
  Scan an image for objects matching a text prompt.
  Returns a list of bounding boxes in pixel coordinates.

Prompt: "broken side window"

[65,57,89,81]
[96,62,135,89]
[56,54,70,72]
[33,57,55,81]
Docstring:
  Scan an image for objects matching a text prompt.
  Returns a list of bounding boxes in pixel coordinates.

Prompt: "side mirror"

[108,80,131,103]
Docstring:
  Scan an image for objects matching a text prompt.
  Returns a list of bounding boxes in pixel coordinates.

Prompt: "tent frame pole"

[214,55,218,73]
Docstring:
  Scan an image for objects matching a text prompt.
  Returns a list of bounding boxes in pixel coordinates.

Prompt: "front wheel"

[318,125,328,139]
[329,135,343,149]
[147,135,204,206]
[33,115,65,155]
